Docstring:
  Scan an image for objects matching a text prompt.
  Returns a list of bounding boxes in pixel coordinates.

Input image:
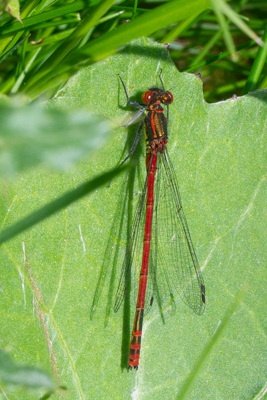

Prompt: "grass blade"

[0,166,125,246]
[242,25,267,94]
[177,285,248,400]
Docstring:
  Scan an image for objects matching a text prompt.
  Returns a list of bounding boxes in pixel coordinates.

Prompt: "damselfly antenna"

[158,68,165,91]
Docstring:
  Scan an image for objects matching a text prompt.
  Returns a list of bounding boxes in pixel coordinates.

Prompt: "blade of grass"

[258,75,267,90]
[11,47,41,93]
[15,28,28,78]
[0,1,86,35]
[183,40,254,72]
[69,0,210,63]
[7,4,121,93]
[21,0,42,18]
[25,28,75,48]
[59,0,118,50]
[205,79,246,98]
[0,34,29,63]
[35,0,68,14]
[131,0,138,20]
[209,0,237,62]
[24,0,210,96]
[242,25,267,94]
[191,28,223,66]
[161,11,202,44]
[0,166,125,246]
[177,285,248,400]
[0,0,43,52]
[219,0,264,46]
[1,31,25,55]
[22,0,116,93]
[106,11,124,33]
[252,382,267,400]
[26,16,79,31]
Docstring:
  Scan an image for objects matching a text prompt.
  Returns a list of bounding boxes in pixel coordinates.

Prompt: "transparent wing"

[114,169,148,313]
[150,150,205,315]
[114,149,205,316]
[114,154,159,314]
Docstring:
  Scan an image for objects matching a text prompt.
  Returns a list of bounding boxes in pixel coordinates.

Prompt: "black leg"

[118,74,145,109]
[119,122,143,166]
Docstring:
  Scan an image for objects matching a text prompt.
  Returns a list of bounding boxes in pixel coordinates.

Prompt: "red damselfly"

[115,72,206,370]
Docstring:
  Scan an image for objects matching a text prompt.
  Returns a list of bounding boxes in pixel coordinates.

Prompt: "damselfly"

[115,72,206,370]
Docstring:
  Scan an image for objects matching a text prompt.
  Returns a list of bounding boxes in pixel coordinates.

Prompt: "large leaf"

[0,38,266,399]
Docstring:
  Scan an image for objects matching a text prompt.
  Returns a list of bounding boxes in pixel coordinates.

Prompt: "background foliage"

[0,0,266,399]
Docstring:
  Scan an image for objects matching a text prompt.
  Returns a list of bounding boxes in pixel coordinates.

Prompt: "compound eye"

[142,90,153,104]
[162,91,173,105]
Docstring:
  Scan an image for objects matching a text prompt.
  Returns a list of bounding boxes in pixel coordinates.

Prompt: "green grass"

[0,0,266,100]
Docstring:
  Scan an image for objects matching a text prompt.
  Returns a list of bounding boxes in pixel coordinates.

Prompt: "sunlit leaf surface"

[0,38,266,400]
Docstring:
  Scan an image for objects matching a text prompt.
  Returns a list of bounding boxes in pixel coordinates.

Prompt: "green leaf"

[1,38,266,399]
[177,285,248,399]
[0,166,125,245]
[0,349,54,389]
[0,100,113,177]
[1,0,22,23]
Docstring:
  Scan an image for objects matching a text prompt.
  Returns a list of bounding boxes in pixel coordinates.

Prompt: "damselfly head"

[142,89,173,105]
